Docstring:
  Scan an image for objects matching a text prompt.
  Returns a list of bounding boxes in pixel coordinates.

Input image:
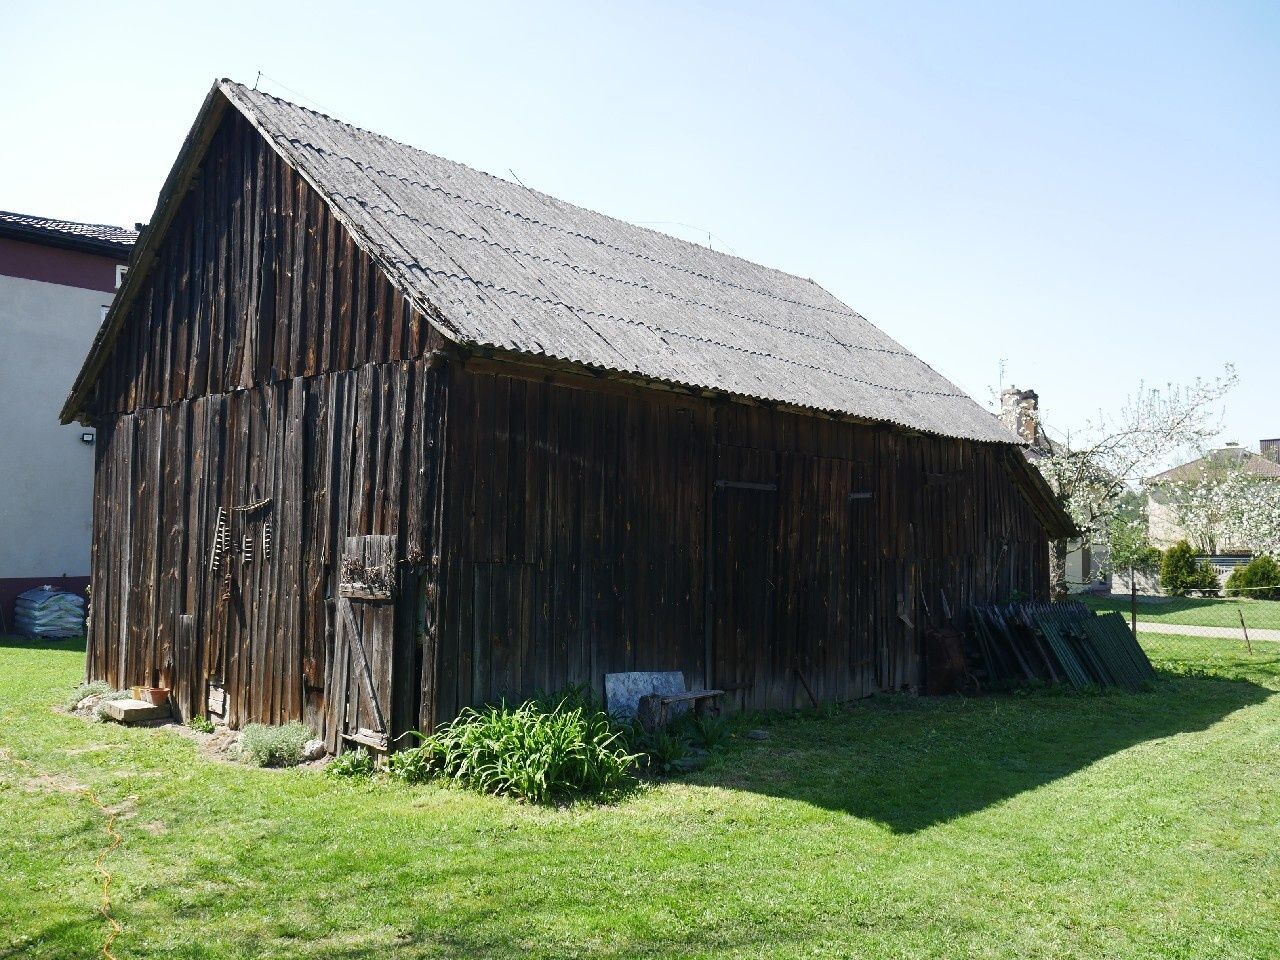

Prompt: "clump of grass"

[390,698,639,803]
[188,714,216,734]
[239,722,313,767]
[387,736,434,784]
[630,724,693,773]
[327,747,376,779]
[64,680,111,711]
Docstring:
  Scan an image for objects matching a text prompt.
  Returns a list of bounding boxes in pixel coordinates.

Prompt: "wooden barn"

[62,80,1074,750]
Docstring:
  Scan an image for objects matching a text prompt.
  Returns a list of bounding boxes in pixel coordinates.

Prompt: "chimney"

[1262,438,1280,463]
[999,386,1042,446]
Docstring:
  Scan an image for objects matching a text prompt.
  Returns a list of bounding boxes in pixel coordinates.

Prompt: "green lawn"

[1081,593,1280,630]
[2,634,1279,959]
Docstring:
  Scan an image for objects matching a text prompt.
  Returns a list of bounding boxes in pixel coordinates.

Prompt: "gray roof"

[0,210,136,255]
[1149,446,1280,484]
[96,79,1015,443]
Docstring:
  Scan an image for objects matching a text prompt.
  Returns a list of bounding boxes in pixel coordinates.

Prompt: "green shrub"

[1189,560,1221,594]
[387,739,435,784]
[64,680,110,711]
[1160,540,1200,593]
[188,715,216,734]
[239,722,313,767]
[327,747,376,778]
[1226,554,1280,600]
[686,712,732,749]
[398,699,639,803]
[1133,546,1163,575]
[630,724,693,774]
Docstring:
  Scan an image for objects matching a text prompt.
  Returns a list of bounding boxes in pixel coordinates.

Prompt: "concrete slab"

[605,671,686,720]
[99,698,171,723]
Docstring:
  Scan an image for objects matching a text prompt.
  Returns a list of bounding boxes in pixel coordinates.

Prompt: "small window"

[115,264,128,289]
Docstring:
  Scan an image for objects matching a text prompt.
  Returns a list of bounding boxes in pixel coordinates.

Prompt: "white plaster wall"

[0,274,111,579]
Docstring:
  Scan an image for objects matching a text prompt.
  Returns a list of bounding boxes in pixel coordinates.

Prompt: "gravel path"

[1135,621,1280,642]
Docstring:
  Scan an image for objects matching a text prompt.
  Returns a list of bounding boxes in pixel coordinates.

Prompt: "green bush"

[1189,560,1221,594]
[387,739,435,784]
[188,714,216,734]
[327,747,376,779]
[1160,540,1200,593]
[1133,546,1163,575]
[391,698,639,803]
[239,722,313,767]
[1226,554,1280,600]
[630,724,693,774]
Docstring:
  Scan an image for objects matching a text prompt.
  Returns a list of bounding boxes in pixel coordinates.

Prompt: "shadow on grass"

[697,668,1275,834]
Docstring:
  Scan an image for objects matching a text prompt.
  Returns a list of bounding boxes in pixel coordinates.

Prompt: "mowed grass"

[2,635,1279,959]
[1082,593,1280,629]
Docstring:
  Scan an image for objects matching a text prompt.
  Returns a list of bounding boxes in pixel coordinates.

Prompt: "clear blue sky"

[4,1,1275,456]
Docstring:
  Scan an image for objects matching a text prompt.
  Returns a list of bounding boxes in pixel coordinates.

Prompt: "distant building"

[1146,442,1280,553]
[0,211,136,629]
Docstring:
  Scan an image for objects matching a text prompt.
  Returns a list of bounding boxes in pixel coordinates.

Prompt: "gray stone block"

[99,698,171,723]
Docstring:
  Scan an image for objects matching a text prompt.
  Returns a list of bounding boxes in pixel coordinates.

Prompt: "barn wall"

[90,107,436,418]
[434,364,1050,719]
[84,105,448,747]
[88,359,445,744]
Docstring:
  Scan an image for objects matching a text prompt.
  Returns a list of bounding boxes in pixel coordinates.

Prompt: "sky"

[3,1,1276,460]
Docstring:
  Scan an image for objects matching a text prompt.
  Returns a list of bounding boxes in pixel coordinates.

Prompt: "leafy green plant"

[1226,554,1280,600]
[327,747,376,778]
[402,699,639,803]
[387,739,434,784]
[686,712,732,749]
[239,722,313,767]
[1190,560,1221,594]
[635,726,693,773]
[188,714,216,733]
[64,680,110,711]
[1161,540,1200,593]
[532,682,600,715]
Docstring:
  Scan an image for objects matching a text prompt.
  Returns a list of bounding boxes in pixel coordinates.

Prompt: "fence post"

[1130,566,1138,638]
[1238,608,1253,656]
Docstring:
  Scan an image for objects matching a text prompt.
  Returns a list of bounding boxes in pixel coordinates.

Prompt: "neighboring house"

[998,386,1108,592]
[0,211,136,629]
[1146,442,1280,552]
[62,80,1074,748]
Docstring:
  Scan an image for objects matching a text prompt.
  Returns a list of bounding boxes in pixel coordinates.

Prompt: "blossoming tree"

[1030,367,1236,599]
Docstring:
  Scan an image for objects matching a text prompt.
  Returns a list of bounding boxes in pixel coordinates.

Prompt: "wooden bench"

[638,688,724,730]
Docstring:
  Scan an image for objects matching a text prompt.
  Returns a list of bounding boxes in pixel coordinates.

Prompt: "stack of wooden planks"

[968,601,1157,691]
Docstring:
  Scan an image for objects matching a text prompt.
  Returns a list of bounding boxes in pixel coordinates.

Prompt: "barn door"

[335,535,397,751]
[710,480,778,709]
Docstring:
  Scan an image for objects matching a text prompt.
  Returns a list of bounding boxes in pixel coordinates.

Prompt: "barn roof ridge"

[65,78,1016,445]
[220,80,850,302]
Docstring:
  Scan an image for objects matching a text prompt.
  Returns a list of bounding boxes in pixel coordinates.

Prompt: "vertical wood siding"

[89,360,446,743]
[85,105,1051,743]
[85,107,447,746]
[435,367,1049,720]
[89,109,434,418]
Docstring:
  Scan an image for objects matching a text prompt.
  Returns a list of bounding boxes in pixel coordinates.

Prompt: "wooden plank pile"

[968,601,1157,691]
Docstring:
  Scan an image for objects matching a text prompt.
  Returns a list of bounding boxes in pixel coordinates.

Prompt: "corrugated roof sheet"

[0,210,137,250]
[220,81,1012,443]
